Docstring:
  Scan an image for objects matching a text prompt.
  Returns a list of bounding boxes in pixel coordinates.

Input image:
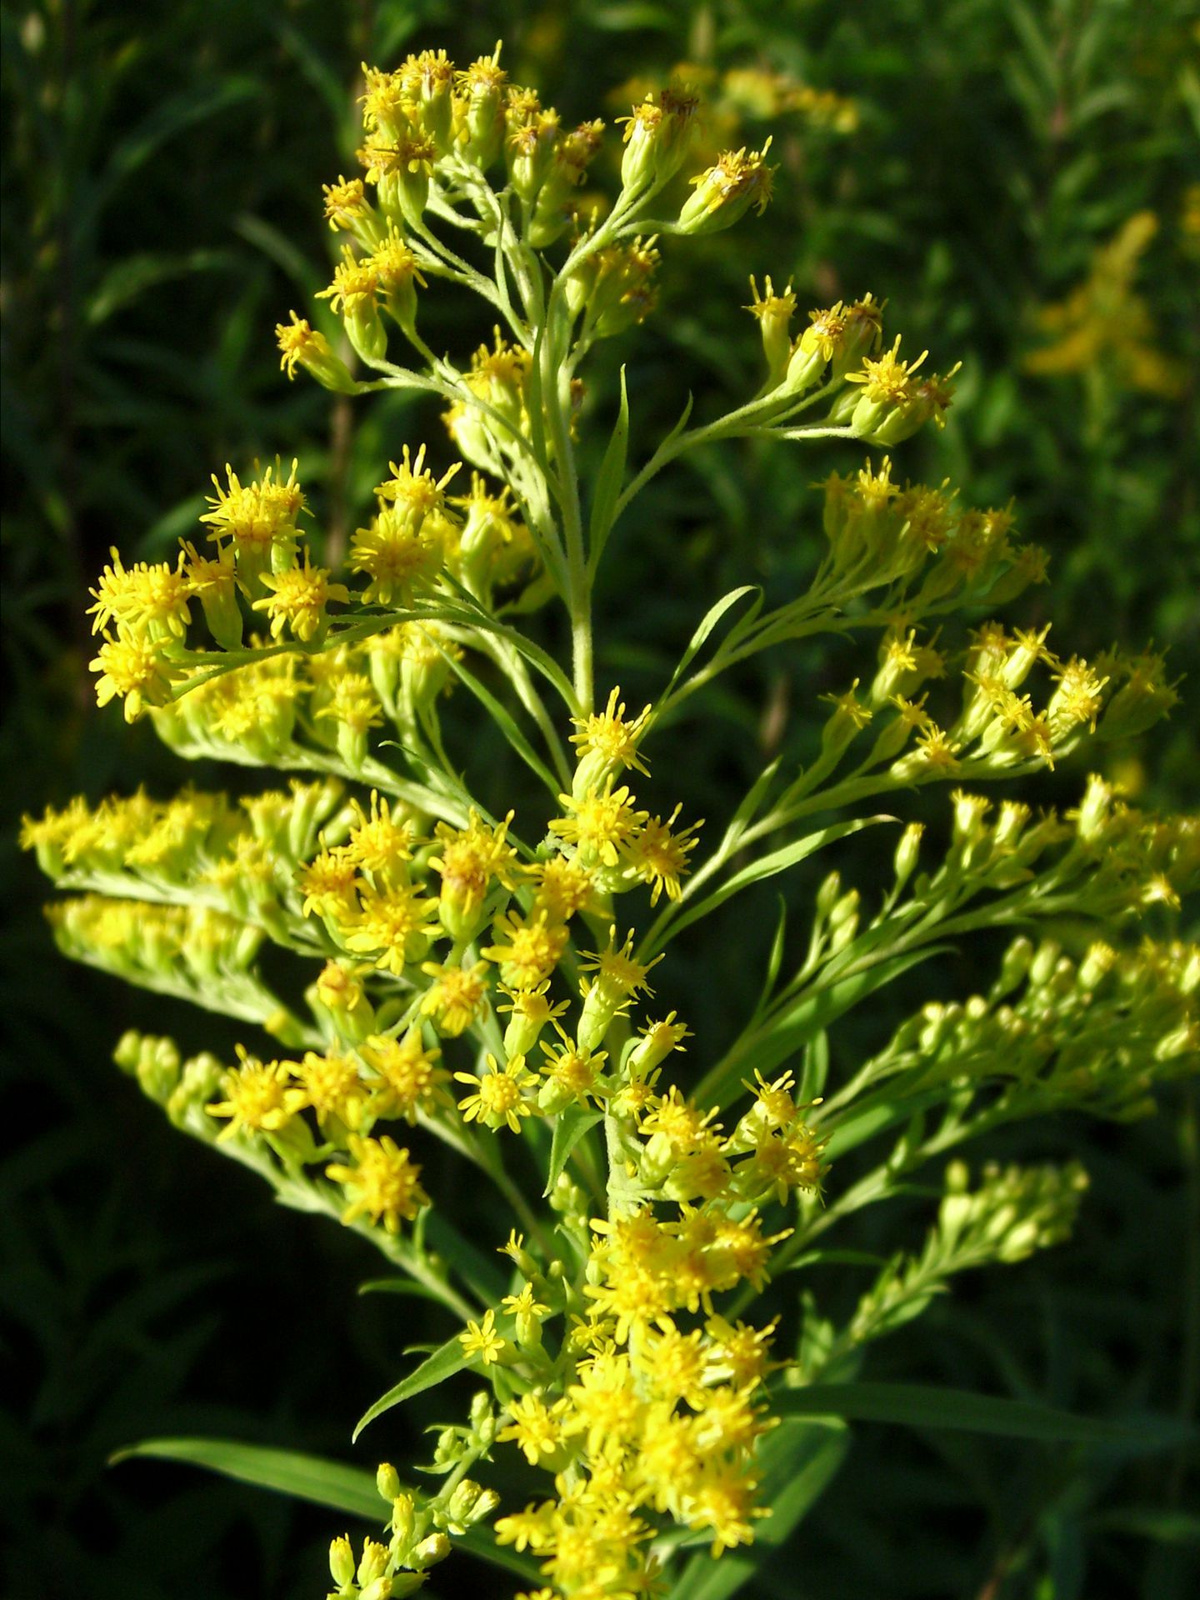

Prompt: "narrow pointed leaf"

[588,365,629,571]
[439,649,560,795]
[353,1330,472,1440]
[110,1437,385,1521]
[770,1383,1198,1450]
[545,1107,604,1196]
[110,1437,540,1580]
[646,816,888,957]
[656,585,761,712]
[696,948,944,1106]
[357,1278,455,1303]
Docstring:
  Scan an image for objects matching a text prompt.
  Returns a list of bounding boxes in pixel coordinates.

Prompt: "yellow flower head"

[419,959,491,1037]
[292,1049,363,1125]
[297,847,360,920]
[88,547,192,639]
[315,676,386,750]
[484,911,569,992]
[569,687,653,787]
[624,806,703,904]
[360,1029,447,1122]
[326,1133,428,1232]
[276,312,334,380]
[550,779,648,868]
[531,855,602,922]
[460,1307,510,1365]
[498,1391,569,1466]
[344,881,438,973]
[346,791,415,880]
[206,1047,303,1140]
[252,552,350,642]
[317,244,379,315]
[202,460,306,558]
[349,506,444,606]
[679,141,775,233]
[454,1051,538,1132]
[375,444,462,528]
[430,810,522,930]
[89,630,176,721]
[322,174,369,231]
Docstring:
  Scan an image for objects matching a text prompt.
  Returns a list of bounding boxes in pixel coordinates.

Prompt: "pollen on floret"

[315,672,385,737]
[292,1049,364,1126]
[343,881,438,973]
[352,515,443,609]
[846,335,928,403]
[276,312,333,379]
[484,911,569,991]
[89,630,176,721]
[579,928,662,1002]
[497,1391,569,1465]
[322,174,369,230]
[297,846,361,919]
[318,244,380,314]
[202,460,306,553]
[531,855,602,922]
[345,790,416,879]
[430,810,522,924]
[375,444,462,525]
[419,959,491,1036]
[88,547,192,639]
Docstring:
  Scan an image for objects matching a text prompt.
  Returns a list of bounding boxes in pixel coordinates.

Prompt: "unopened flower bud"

[329,1536,356,1587]
[412,1532,452,1568]
[893,823,924,891]
[357,1539,389,1586]
[745,275,796,387]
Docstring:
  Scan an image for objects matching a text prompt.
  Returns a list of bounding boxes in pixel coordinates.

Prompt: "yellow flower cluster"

[84,453,539,731]
[28,39,1200,1600]
[480,1071,824,1592]
[1024,211,1185,398]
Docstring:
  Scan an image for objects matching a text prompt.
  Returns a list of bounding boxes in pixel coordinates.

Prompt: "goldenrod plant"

[21,46,1198,1600]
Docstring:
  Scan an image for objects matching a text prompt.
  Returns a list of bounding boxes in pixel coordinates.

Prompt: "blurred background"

[2,2,1197,1596]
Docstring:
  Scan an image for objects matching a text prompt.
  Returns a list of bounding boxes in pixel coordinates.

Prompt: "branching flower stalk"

[22,45,1198,1600]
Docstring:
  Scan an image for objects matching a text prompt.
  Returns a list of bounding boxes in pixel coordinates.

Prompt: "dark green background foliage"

[2,2,1197,1596]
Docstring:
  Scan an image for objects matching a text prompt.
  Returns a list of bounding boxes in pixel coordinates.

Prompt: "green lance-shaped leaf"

[353,1302,522,1440]
[643,815,891,962]
[653,585,762,717]
[439,647,561,795]
[696,947,945,1108]
[353,1333,473,1439]
[770,1382,1198,1452]
[110,1437,386,1521]
[545,1106,605,1196]
[357,1278,458,1304]
[588,365,630,573]
[110,1437,539,1581]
